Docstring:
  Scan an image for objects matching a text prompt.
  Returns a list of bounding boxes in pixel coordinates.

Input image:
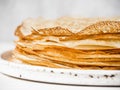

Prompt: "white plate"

[0,44,120,86]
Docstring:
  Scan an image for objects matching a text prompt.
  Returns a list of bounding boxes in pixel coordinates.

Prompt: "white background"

[0,0,120,90]
[0,0,120,42]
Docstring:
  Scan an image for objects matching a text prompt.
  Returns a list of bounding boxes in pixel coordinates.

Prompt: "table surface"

[0,42,120,90]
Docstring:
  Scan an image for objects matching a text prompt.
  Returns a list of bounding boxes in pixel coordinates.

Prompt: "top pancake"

[15,17,120,38]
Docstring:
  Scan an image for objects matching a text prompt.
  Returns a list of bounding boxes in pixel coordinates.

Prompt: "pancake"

[13,50,120,70]
[13,17,120,70]
[14,46,120,67]
[14,49,120,70]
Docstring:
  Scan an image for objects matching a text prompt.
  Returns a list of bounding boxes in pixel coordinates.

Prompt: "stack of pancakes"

[13,17,120,70]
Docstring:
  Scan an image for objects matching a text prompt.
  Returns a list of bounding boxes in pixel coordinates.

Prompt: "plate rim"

[0,50,120,86]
